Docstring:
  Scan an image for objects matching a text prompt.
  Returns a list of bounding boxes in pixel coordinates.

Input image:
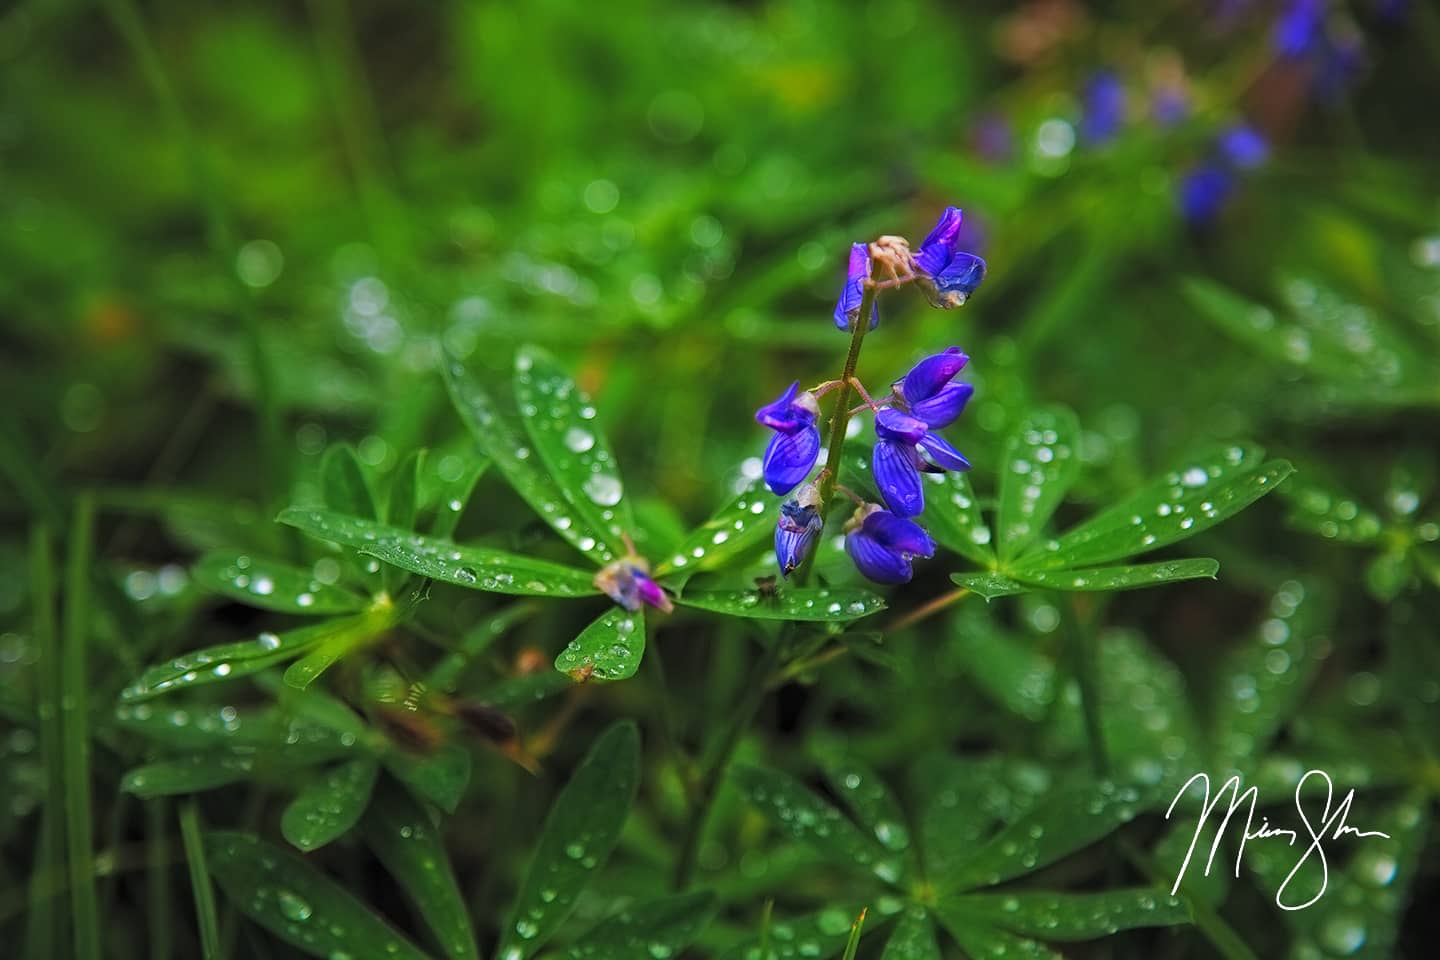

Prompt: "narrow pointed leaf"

[363,780,479,960]
[205,832,430,960]
[322,443,379,519]
[1016,446,1292,571]
[514,344,633,557]
[922,471,995,567]
[655,477,778,576]
[429,454,486,540]
[822,758,911,853]
[499,721,641,959]
[567,891,716,960]
[950,571,1028,600]
[916,755,1053,879]
[120,755,256,798]
[677,587,885,622]
[881,908,940,960]
[997,407,1079,560]
[442,350,618,565]
[385,743,472,815]
[281,757,379,852]
[950,606,1056,722]
[718,903,871,960]
[949,889,1190,940]
[731,765,905,885]
[388,450,424,531]
[554,607,646,681]
[192,552,367,614]
[278,508,599,597]
[1010,558,1220,592]
[932,906,1064,960]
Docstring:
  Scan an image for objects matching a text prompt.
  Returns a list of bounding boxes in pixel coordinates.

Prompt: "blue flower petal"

[874,408,928,445]
[918,432,972,472]
[900,347,969,405]
[873,439,924,517]
[762,426,820,495]
[910,382,974,429]
[934,254,987,305]
[833,243,880,331]
[845,526,915,584]
[863,510,936,559]
[914,207,963,277]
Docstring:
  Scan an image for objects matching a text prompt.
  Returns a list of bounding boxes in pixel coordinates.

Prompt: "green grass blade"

[62,495,101,960]
[25,525,65,960]
[179,800,222,960]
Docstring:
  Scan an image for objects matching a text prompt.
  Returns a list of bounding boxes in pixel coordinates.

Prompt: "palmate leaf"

[949,606,1056,723]
[880,908,941,960]
[996,406,1080,561]
[654,476,778,577]
[922,471,995,568]
[915,755,1053,879]
[443,349,618,566]
[554,607,646,681]
[120,755,256,798]
[944,889,1190,940]
[281,757,379,852]
[206,832,430,960]
[278,508,599,597]
[950,571,1028,599]
[731,765,905,886]
[1013,444,1293,572]
[677,587,885,622]
[567,891,716,960]
[821,757,912,854]
[192,552,368,614]
[514,344,634,558]
[932,911,1064,960]
[362,779,479,960]
[499,721,640,959]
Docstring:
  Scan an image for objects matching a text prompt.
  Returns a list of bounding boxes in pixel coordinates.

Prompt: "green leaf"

[280,757,379,852]
[997,407,1080,561]
[120,617,361,702]
[120,755,256,798]
[554,607,646,681]
[385,743,472,815]
[322,443,379,519]
[945,780,1146,892]
[932,906,1063,960]
[949,571,1028,600]
[718,903,870,960]
[655,477,778,576]
[731,765,904,886]
[949,889,1190,940]
[278,508,599,597]
[388,450,424,531]
[442,349,619,565]
[821,758,911,853]
[429,455,486,540]
[950,606,1056,722]
[1010,558,1220,592]
[677,587,885,622]
[499,721,641,959]
[880,908,940,960]
[922,471,995,567]
[363,780,478,960]
[192,552,367,614]
[514,344,634,557]
[567,891,716,960]
[916,755,1053,879]
[1015,446,1292,571]
[205,832,430,960]
[1283,480,1385,543]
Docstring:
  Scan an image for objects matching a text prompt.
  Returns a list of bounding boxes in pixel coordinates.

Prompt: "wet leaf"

[996,407,1080,561]
[1011,557,1220,592]
[362,779,478,960]
[567,891,716,960]
[1283,480,1385,544]
[717,902,871,960]
[278,508,599,597]
[385,743,472,815]
[322,443,379,520]
[949,571,1028,600]
[192,552,367,614]
[677,587,885,621]
[950,606,1055,722]
[922,471,995,568]
[281,757,379,852]
[553,607,646,682]
[498,721,640,959]
[915,755,1052,879]
[880,908,940,960]
[120,755,255,798]
[388,450,424,531]
[205,831,429,960]
[932,906,1064,960]
[949,889,1190,940]
[821,757,911,853]
[655,477,778,576]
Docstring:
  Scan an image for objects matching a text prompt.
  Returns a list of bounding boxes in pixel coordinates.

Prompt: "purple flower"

[913,207,987,308]
[774,484,823,577]
[1218,124,1269,170]
[1151,88,1190,127]
[872,408,971,518]
[1080,70,1126,145]
[844,503,936,584]
[1179,165,1237,225]
[834,243,880,331]
[756,381,821,495]
[594,557,673,613]
[898,347,974,429]
[1274,0,1324,58]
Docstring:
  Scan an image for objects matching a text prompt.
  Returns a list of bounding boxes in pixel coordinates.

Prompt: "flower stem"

[815,286,877,519]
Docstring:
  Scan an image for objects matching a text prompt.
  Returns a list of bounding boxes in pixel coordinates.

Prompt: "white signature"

[1165,769,1390,910]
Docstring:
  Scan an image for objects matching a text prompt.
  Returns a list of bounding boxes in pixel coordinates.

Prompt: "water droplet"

[253,577,274,596]
[563,426,595,453]
[454,567,478,584]
[583,474,624,506]
[277,890,313,922]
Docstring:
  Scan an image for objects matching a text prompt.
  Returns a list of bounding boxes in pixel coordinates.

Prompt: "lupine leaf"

[1015,446,1292,571]
[922,471,995,567]
[429,454,486,540]
[514,344,634,559]
[115,702,290,750]
[278,508,599,597]
[498,721,641,959]
[362,779,479,960]
[880,908,940,960]
[280,757,379,852]
[554,607,646,681]
[192,552,367,614]
[1010,557,1220,592]
[915,755,1053,879]
[731,765,905,886]
[322,443,379,519]
[442,349,618,565]
[944,780,1146,893]
[718,903,871,960]
[385,743,472,815]
[950,606,1056,722]
[388,450,424,531]
[821,757,912,853]
[949,889,1190,940]
[950,571,1028,600]
[1283,479,1385,543]
[932,905,1064,960]
[677,587,885,622]
[120,618,361,702]
[120,755,256,798]
[655,477,778,576]
[205,832,430,960]
[567,891,716,960]
[997,407,1080,561]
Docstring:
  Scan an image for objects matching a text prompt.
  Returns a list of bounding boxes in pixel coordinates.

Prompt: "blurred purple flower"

[844,503,936,584]
[1080,70,1126,145]
[595,558,673,613]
